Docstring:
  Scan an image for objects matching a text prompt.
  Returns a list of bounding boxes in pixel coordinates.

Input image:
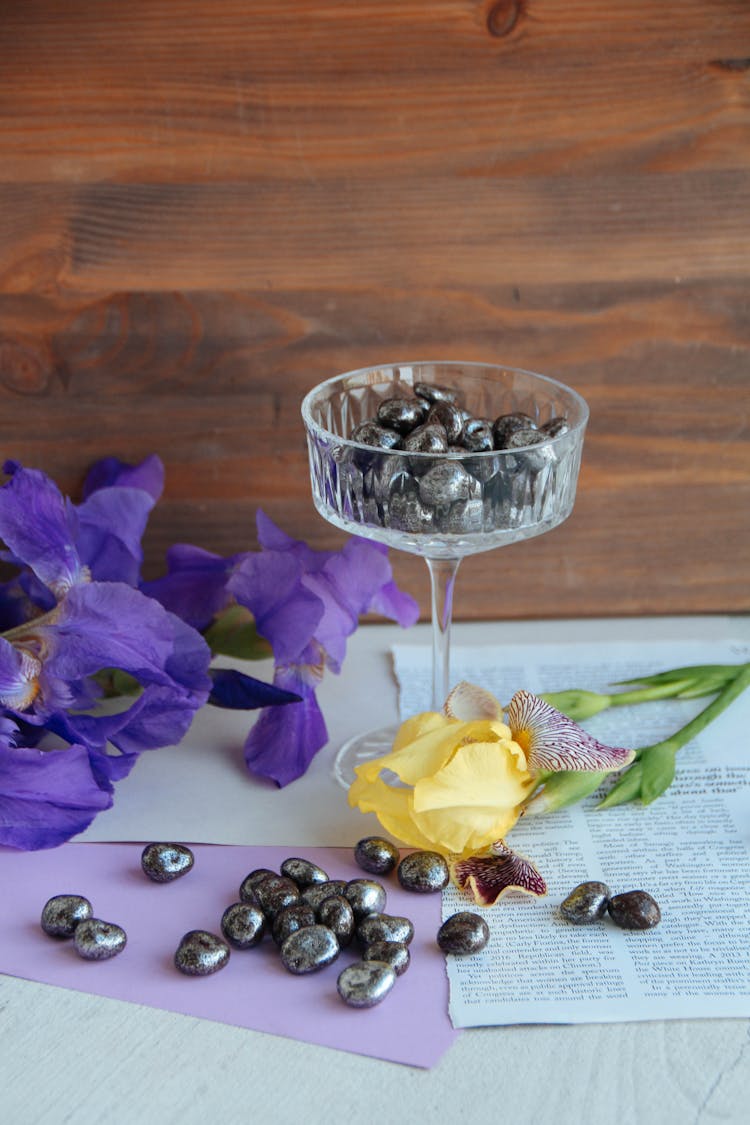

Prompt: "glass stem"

[425,556,462,711]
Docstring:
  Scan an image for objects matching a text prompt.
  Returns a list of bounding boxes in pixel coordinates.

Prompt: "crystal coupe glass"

[301,361,589,787]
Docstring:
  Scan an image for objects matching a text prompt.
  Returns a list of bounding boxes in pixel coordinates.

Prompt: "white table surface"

[3,617,749,1125]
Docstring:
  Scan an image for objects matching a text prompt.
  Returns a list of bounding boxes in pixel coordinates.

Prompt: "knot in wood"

[0,337,55,395]
[710,58,750,73]
[486,0,525,39]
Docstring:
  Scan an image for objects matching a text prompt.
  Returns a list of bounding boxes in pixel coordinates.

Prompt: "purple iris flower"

[0,459,212,849]
[141,544,238,631]
[0,462,86,599]
[0,456,162,614]
[227,511,419,786]
[0,716,113,850]
[0,456,419,845]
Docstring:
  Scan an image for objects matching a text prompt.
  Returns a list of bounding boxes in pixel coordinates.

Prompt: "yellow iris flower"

[348,709,537,857]
[348,683,635,903]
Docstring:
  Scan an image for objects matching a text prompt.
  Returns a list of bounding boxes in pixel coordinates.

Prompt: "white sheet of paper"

[392,636,750,1026]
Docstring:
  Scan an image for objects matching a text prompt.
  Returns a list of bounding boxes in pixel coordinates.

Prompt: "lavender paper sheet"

[0,843,459,1069]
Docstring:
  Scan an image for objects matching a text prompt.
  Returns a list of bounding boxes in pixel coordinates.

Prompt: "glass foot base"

[332,724,399,790]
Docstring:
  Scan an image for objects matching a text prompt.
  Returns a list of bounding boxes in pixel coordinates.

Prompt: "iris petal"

[452,841,547,905]
[251,511,418,670]
[348,773,439,851]
[40,583,176,686]
[507,689,635,772]
[229,551,324,667]
[358,715,462,786]
[75,486,155,586]
[243,675,328,787]
[142,544,237,631]
[81,454,164,501]
[0,742,112,850]
[414,740,533,815]
[444,681,505,722]
[381,717,517,788]
[0,638,40,710]
[367,576,420,629]
[412,740,534,853]
[0,463,85,595]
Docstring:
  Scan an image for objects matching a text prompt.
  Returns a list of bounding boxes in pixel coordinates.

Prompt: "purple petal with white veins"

[141,543,239,630]
[298,571,357,672]
[229,552,324,666]
[244,675,328,787]
[507,689,635,772]
[0,463,85,595]
[452,841,547,906]
[0,742,112,849]
[0,638,40,710]
[81,454,164,501]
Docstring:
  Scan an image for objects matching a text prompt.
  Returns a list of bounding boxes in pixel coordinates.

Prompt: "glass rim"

[301,360,590,458]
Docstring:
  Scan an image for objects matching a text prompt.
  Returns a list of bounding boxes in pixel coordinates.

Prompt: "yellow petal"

[413,740,534,815]
[456,718,516,746]
[387,718,517,785]
[348,774,438,851]
[391,711,446,752]
[408,802,519,855]
[370,719,465,785]
[352,712,450,785]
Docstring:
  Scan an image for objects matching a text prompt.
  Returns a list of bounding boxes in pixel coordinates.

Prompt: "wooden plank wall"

[1,0,748,621]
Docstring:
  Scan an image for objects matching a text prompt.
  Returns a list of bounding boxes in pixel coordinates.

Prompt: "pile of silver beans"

[338,381,569,536]
[39,839,491,1009]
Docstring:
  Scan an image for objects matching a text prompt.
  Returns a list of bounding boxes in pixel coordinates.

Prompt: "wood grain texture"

[1,0,748,619]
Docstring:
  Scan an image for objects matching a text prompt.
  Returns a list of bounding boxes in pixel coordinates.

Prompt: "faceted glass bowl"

[301,361,589,561]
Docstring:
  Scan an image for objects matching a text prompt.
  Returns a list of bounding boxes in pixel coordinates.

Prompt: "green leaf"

[613,663,744,691]
[597,762,643,809]
[639,744,677,805]
[203,605,272,661]
[92,668,142,698]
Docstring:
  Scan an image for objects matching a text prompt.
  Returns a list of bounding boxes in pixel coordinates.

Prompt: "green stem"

[634,662,750,759]
[541,666,744,723]
[607,680,697,707]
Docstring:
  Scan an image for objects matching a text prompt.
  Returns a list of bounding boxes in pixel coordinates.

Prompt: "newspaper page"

[392,639,750,1026]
